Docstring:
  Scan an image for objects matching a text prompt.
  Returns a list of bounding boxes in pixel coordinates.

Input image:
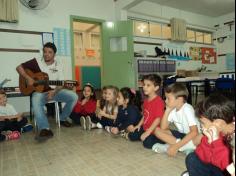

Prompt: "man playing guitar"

[16,42,78,142]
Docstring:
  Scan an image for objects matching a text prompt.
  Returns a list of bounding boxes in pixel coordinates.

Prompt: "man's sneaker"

[85,116,92,131]
[96,122,103,129]
[60,121,72,127]
[21,124,33,133]
[152,143,169,153]
[6,131,20,140]
[181,171,189,176]
[35,129,53,142]
[80,116,86,130]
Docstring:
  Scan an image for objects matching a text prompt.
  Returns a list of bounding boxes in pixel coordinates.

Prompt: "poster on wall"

[201,48,217,64]
[53,28,71,56]
[225,53,235,70]
[189,47,201,61]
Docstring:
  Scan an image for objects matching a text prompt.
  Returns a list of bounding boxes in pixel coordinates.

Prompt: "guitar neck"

[48,80,65,86]
[35,80,77,86]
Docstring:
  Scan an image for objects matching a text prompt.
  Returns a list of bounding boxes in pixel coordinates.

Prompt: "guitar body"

[19,69,50,95]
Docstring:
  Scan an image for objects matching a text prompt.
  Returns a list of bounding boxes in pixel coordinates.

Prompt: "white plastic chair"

[32,100,61,129]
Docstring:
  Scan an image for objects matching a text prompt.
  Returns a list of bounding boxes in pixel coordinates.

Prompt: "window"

[134,21,149,37]
[204,33,212,44]
[162,25,171,39]
[187,30,195,42]
[110,37,127,52]
[196,32,204,43]
[149,23,162,38]
[130,19,213,45]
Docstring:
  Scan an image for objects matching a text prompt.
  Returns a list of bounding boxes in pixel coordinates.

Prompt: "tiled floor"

[0,120,187,176]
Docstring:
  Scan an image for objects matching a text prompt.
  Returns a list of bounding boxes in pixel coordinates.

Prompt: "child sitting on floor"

[109,87,142,136]
[97,85,119,131]
[70,83,97,130]
[152,83,201,156]
[0,89,33,142]
[128,74,165,149]
[182,93,235,176]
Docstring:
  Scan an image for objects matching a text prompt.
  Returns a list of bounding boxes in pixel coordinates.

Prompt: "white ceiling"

[123,0,235,17]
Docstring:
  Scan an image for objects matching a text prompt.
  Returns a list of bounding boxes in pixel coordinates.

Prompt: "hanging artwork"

[201,48,217,64]
[189,47,201,61]
[225,53,235,70]
[163,43,190,60]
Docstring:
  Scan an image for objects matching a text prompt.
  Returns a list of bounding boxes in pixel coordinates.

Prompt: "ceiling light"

[137,23,147,33]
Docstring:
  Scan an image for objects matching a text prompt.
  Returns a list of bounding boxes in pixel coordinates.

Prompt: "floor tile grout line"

[23,136,41,176]
[13,142,21,176]
[0,142,2,176]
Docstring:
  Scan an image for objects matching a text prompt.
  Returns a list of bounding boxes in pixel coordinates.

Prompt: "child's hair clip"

[130,88,136,95]
[85,83,93,87]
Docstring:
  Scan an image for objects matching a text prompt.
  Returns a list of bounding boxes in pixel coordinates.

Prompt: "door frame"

[70,15,105,83]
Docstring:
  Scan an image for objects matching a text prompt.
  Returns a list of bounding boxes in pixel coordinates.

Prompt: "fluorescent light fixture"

[106,22,114,28]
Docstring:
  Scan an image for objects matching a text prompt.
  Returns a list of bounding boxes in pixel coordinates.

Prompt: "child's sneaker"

[152,143,169,153]
[85,116,92,131]
[181,171,189,176]
[1,130,13,135]
[96,122,103,129]
[80,116,86,130]
[183,149,194,156]
[120,131,129,139]
[21,124,33,133]
[6,131,20,140]
[105,126,111,133]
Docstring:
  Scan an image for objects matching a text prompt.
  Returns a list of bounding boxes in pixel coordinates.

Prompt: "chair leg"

[195,86,198,106]
[55,102,60,128]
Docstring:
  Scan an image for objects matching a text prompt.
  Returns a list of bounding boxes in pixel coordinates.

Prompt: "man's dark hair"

[43,42,57,54]
[0,89,6,95]
[195,93,235,124]
[142,74,162,87]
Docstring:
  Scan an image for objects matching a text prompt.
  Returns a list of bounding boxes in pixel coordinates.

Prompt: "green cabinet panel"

[81,67,101,89]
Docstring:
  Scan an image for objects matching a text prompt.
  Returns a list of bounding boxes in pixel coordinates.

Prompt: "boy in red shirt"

[128,74,165,149]
[182,93,235,176]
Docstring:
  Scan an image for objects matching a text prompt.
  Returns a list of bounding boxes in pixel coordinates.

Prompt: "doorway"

[71,16,104,91]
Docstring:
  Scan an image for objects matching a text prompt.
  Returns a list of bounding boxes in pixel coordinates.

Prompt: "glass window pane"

[150,23,161,38]
[196,32,204,43]
[162,25,171,39]
[110,37,127,52]
[134,21,149,37]
[187,30,195,42]
[204,33,212,44]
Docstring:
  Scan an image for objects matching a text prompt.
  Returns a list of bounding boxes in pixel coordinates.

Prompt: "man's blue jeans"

[32,89,78,130]
[186,152,224,176]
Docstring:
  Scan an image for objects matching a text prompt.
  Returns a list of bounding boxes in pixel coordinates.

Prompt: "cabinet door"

[102,21,135,88]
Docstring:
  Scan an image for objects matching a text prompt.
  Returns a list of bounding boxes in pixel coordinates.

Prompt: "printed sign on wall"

[189,47,201,61]
[201,48,217,64]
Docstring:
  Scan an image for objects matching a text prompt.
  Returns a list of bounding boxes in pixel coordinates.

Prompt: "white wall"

[0,0,115,113]
[213,12,235,72]
[0,0,115,87]
[118,1,235,73]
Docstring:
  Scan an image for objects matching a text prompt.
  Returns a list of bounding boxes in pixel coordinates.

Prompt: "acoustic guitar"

[19,69,78,95]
